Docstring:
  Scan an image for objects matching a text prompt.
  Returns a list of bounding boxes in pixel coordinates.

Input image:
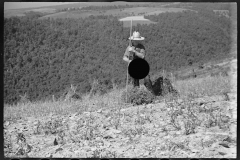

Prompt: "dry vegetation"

[174,75,231,98]
[4,59,237,158]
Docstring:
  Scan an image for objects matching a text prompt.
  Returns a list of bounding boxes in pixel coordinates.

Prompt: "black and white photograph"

[4,1,237,158]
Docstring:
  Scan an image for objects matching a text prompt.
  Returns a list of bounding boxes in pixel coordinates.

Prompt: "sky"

[4,2,80,10]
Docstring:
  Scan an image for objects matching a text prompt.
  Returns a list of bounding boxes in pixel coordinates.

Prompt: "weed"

[135,125,144,135]
[43,119,64,135]
[92,148,101,158]
[33,120,41,135]
[100,150,118,158]
[165,95,202,135]
[122,127,137,143]
[56,130,66,145]
[109,106,122,129]
[111,117,121,130]
[4,131,13,157]
[15,133,32,157]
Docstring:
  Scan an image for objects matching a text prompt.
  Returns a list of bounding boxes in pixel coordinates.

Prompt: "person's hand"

[128,46,135,52]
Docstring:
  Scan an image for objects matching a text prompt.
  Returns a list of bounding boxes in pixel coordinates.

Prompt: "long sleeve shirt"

[123,43,146,60]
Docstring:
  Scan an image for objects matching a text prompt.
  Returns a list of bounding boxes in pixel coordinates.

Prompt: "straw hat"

[129,31,145,40]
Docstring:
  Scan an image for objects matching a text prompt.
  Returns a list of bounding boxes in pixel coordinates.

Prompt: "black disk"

[128,58,150,79]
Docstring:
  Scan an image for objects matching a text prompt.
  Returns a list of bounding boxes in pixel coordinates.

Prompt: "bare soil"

[4,92,236,158]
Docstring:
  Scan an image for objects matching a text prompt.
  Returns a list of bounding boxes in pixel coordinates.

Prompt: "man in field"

[123,31,154,94]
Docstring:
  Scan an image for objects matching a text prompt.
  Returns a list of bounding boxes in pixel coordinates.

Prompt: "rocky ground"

[4,93,237,158]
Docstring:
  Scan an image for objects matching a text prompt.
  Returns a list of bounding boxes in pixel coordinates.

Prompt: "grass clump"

[121,85,155,106]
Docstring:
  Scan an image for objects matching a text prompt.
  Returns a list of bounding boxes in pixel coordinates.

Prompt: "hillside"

[4,58,237,157]
[3,3,237,158]
[4,3,235,105]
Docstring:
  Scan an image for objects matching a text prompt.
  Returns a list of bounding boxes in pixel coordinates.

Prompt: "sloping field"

[25,8,56,13]
[38,7,191,20]
[4,10,26,18]
[122,7,161,15]
[38,11,99,19]
[39,12,73,19]
[169,56,235,81]
[119,16,157,27]
[121,7,192,16]
[5,8,56,18]
[122,20,157,28]
[4,2,148,18]
[145,7,190,16]
[97,9,131,17]
[39,9,132,20]
[4,70,236,158]
[119,16,150,21]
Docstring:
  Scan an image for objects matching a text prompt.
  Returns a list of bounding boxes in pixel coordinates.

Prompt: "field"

[144,7,193,15]
[4,7,57,18]
[25,8,56,14]
[4,10,26,18]
[121,20,157,28]
[4,58,237,158]
[120,7,161,15]
[119,16,157,28]
[173,57,233,81]
[122,7,189,16]
[5,3,197,25]
[37,7,187,27]
[37,7,191,20]
[38,11,88,19]
[4,2,144,18]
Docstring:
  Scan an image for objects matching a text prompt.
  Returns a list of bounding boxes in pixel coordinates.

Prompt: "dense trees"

[4,7,232,104]
[144,10,231,67]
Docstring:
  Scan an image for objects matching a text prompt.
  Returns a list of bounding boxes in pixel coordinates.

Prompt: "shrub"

[152,76,179,97]
[121,85,155,105]
[89,79,110,97]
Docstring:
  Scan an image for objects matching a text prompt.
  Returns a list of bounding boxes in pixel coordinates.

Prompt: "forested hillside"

[4,8,232,104]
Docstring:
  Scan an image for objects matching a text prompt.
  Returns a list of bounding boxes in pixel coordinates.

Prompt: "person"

[123,31,154,94]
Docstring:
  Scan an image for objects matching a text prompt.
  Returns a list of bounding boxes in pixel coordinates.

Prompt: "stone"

[4,121,10,128]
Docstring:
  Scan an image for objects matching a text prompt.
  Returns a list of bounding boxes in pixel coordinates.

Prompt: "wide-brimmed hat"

[129,31,145,40]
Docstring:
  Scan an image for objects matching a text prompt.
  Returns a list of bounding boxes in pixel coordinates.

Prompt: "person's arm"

[133,48,145,59]
[123,46,132,63]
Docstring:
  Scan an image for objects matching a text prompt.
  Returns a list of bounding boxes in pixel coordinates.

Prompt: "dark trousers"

[131,75,154,94]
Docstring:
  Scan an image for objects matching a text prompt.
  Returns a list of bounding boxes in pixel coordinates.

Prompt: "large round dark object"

[128,58,150,79]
